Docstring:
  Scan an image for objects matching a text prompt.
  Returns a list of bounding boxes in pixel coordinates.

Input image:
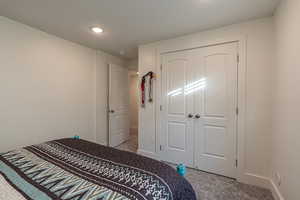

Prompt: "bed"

[0,138,196,200]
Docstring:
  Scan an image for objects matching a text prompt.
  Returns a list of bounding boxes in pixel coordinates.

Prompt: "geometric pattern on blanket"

[1,149,129,200]
[1,141,172,200]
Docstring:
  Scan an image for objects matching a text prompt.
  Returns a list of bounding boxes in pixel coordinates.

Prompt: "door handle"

[109,110,115,113]
[195,114,201,119]
[188,114,194,118]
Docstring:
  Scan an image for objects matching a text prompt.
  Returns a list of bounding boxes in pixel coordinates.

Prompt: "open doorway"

[129,70,139,151]
[108,63,130,147]
[115,61,139,153]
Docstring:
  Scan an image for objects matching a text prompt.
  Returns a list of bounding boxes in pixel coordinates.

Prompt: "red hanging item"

[141,76,146,107]
[141,71,154,108]
[148,72,154,102]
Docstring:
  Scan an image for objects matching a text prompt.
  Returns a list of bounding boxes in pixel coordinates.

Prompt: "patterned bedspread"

[0,139,196,200]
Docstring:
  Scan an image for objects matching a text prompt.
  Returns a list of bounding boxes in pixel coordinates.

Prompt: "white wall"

[127,59,138,71]
[0,16,95,151]
[0,16,126,151]
[138,17,275,185]
[271,1,300,199]
[138,45,157,156]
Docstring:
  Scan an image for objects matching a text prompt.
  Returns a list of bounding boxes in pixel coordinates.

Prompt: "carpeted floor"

[180,166,273,200]
[116,136,274,200]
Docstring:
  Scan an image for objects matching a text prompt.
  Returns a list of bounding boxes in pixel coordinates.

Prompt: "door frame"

[155,36,247,183]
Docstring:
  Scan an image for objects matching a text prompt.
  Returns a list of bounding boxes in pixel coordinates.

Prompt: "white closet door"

[109,64,130,147]
[193,43,238,178]
[159,42,238,177]
[160,51,194,167]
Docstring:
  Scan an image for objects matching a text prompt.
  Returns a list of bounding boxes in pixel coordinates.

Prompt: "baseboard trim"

[242,173,285,200]
[95,140,108,146]
[269,179,285,200]
[137,149,158,160]
[242,173,270,189]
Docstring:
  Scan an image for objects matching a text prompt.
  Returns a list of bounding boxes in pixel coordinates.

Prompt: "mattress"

[0,138,196,200]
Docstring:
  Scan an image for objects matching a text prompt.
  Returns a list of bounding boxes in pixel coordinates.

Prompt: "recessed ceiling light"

[91,27,103,34]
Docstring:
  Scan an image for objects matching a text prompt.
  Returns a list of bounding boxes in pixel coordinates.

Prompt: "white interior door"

[193,43,238,178]
[159,42,238,177]
[109,64,130,147]
[160,51,194,167]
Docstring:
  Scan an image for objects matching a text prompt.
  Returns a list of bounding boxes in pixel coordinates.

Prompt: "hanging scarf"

[141,76,146,107]
[141,71,154,107]
[148,72,154,102]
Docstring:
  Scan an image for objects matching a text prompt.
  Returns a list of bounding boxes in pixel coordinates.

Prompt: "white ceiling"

[0,0,280,59]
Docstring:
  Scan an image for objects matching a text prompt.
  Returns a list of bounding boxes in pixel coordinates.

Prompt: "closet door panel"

[159,51,194,167]
[193,43,238,178]
[204,54,227,117]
